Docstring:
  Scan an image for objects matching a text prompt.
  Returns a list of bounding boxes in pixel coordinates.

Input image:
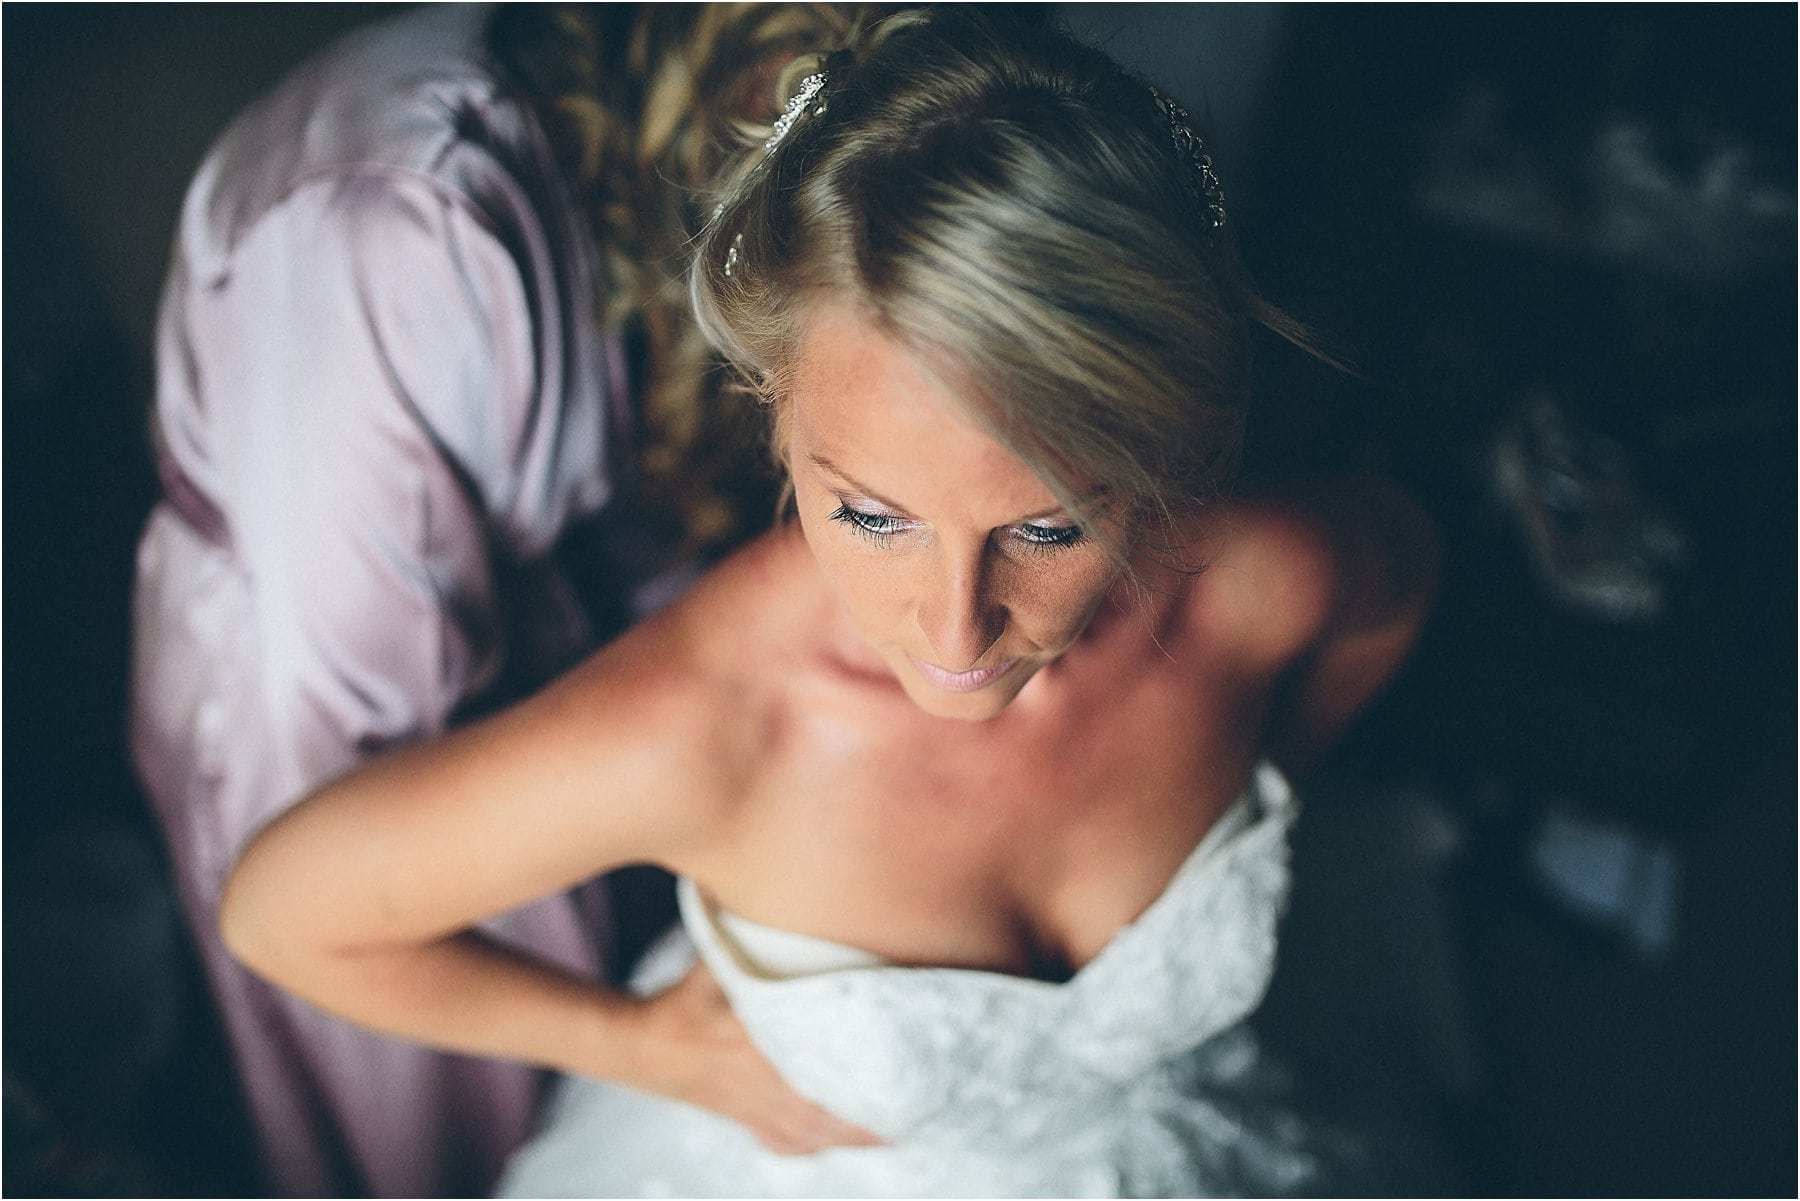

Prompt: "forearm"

[217,880,874,1155]
[220,900,649,1084]
[209,612,743,1108]
[214,738,651,1086]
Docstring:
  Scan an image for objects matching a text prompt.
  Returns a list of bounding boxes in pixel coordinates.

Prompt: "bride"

[220,9,1436,1196]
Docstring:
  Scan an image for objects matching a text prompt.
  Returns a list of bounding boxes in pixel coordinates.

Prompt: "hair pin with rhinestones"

[764,71,827,157]
[1149,88,1226,231]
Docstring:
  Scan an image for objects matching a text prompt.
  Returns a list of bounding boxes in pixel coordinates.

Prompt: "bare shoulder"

[527,524,815,858]
[220,528,822,959]
[1195,475,1440,672]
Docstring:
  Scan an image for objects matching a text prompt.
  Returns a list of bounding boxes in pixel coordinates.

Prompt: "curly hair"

[486,3,881,557]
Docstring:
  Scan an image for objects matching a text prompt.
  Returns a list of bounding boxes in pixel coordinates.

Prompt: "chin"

[908,690,1013,722]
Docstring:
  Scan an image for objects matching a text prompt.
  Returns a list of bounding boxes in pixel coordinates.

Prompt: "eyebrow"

[805,453,908,511]
[805,452,1081,525]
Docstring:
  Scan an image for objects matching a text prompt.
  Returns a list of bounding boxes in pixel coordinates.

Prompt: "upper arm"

[221,617,733,962]
[1218,476,1440,773]
[1303,474,1440,649]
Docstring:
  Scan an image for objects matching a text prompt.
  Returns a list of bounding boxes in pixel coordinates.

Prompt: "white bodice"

[501,763,1336,1197]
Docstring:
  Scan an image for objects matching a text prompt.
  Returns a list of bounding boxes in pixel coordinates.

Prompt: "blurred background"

[5,4,1793,1195]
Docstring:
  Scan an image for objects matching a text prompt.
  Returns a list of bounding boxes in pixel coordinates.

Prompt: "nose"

[915,541,1007,669]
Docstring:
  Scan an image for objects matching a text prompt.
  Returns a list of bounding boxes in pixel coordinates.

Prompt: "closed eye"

[830,503,913,543]
[830,502,1086,554]
[1014,522,1086,551]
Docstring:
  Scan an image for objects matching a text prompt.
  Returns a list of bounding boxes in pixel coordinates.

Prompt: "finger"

[753,1110,828,1157]
[792,1102,885,1151]
[750,1095,872,1156]
[833,1121,885,1148]
[754,1127,810,1156]
[791,1099,882,1148]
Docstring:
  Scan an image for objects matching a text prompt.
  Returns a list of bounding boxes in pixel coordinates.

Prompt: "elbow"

[218,832,321,990]
[1339,475,1441,657]
[1357,472,1441,632]
[217,846,279,980]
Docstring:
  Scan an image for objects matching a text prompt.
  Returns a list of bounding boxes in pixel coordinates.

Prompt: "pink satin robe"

[130,6,628,1194]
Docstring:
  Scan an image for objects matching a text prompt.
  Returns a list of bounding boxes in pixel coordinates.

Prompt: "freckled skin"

[682,301,1435,975]
[220,298,1434,1157]
[785,304,1124,723]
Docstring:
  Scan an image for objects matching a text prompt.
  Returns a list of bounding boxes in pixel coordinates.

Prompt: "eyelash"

[1014,522,1087,552]
[828,504,1086,553]
[830,504,910,542]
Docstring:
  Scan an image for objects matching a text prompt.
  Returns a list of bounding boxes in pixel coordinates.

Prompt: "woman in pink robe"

[129,5,872,1194]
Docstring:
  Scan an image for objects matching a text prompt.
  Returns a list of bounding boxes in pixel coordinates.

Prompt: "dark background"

[5,4,1794,1196]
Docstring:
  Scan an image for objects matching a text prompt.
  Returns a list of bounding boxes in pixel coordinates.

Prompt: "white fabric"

[501,764,1343,1197]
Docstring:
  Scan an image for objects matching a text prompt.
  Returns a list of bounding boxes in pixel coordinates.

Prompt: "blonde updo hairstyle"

[692,7,1313,564]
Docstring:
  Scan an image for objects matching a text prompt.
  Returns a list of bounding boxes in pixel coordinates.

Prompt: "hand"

[628,959,885,1155]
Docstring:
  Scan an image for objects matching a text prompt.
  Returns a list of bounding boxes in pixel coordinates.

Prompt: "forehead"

[786,304,1058,513]
[787,302,960,428]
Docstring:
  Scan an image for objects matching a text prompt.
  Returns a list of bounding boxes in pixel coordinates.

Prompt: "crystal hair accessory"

[719,71,828,276]
[765,71,827,156]
[1150,88,1226,230]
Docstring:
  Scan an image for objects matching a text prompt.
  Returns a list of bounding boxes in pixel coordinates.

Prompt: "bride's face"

[785,303,1124,722]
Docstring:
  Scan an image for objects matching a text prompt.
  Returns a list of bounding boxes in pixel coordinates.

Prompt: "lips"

[908,654,1016,694]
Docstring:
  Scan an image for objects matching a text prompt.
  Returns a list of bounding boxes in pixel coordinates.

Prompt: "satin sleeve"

[158,166,599,813]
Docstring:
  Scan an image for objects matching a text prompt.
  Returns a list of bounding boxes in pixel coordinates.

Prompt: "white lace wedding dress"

[499,764,1344,1197]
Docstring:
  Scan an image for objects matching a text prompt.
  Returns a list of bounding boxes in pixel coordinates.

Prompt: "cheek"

[1026,555,1122,638]
[798,509,909,627]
